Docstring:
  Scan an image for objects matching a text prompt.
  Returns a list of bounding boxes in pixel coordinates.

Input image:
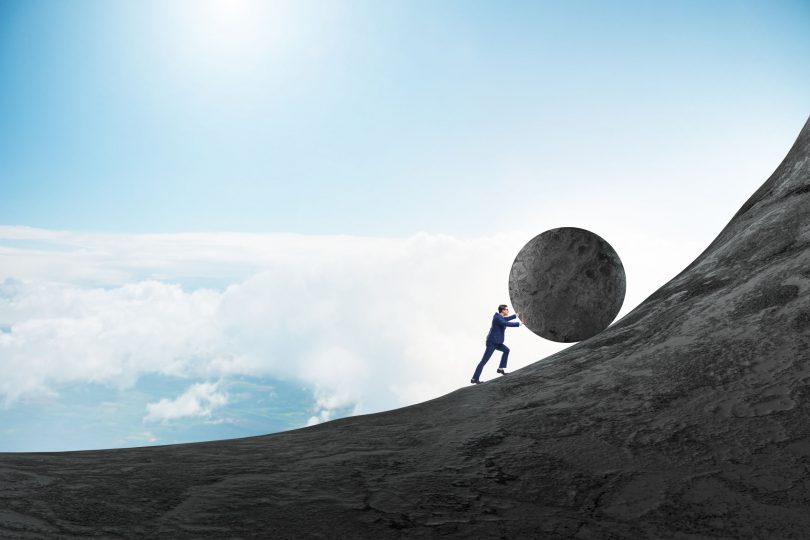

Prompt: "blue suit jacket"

[486,313,519,344]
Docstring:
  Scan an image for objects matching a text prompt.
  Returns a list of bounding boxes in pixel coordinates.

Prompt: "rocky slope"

[1,117,809,539]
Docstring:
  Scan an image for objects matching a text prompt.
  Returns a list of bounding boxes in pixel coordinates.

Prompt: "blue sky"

[0,0,809,451]
[2,0,808,235]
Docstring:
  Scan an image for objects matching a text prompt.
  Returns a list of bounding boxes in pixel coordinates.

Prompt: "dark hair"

[498,304,508,313]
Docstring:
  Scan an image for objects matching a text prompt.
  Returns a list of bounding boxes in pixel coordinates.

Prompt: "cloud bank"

[0,226,700,425]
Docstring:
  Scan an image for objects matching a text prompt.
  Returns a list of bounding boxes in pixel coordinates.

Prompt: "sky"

[0,0,809,452]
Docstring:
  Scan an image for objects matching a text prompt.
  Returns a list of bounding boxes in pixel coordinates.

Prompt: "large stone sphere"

[509,227,625,343]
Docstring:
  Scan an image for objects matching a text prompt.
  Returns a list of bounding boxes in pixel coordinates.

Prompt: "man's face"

[500,307,509,316]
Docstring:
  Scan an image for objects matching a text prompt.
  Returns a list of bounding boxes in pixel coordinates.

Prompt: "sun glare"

[166,0,290,65]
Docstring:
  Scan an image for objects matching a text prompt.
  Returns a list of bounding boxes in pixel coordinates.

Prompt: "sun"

[166,0,290,64]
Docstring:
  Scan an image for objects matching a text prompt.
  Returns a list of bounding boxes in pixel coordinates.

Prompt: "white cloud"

[144,381,229,424]
[0,227,701,419]
[126,431,159,443]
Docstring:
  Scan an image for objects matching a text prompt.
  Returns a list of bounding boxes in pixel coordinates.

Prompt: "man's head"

[498,304,509,315]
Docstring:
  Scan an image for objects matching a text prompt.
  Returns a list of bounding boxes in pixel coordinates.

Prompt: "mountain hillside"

[1,118,809,539]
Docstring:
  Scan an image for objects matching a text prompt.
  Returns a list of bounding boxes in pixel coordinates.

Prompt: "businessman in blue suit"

[471,304,522,384]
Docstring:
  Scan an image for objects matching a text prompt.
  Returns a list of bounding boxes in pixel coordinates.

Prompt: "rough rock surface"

[509,227,626,342]
[1,118,810,539]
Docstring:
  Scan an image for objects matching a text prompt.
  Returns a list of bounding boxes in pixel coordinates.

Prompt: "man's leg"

[472,343,496,381]
[495,343,510,369]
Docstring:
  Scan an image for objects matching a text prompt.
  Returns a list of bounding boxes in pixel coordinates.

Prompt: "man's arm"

[495,314,520,328]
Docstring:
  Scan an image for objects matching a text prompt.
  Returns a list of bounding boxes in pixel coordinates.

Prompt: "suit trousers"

[472,341,509,381]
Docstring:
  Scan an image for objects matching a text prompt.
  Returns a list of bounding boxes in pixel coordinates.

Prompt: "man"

[471,304,522,384]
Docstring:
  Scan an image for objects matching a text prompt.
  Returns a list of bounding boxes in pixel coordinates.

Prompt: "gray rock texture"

[509,227,626,342]
[1,117,810,539]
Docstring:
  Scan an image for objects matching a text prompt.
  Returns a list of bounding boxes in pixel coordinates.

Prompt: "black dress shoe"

[497,369,508,375]
[470,379,482,384]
